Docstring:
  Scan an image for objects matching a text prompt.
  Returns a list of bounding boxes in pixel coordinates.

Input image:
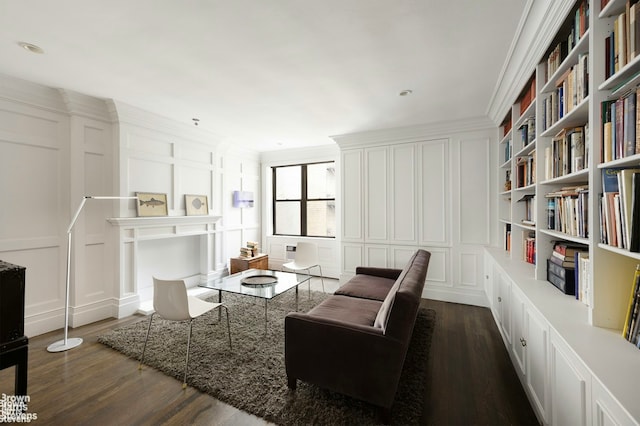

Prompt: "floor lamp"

[47,195,138,353]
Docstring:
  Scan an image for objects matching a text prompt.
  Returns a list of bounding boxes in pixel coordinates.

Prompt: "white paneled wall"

[334,122,494,306]
[0,75,262,337]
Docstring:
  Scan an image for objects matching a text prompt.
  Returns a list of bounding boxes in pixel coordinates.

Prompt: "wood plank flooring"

[0,279,539,425]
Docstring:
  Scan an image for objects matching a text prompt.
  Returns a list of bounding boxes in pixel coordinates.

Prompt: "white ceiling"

[0,1,527,151]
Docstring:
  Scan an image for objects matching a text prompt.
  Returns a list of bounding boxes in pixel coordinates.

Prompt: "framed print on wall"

[136,192,168,217]
[185,194,209,216]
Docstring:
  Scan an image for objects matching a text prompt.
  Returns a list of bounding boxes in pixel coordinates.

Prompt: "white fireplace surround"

[108,215,223,316]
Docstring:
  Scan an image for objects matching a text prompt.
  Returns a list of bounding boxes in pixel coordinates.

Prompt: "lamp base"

[47,337,83,353]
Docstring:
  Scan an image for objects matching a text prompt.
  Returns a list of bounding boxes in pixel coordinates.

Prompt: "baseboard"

[422,286,490,308]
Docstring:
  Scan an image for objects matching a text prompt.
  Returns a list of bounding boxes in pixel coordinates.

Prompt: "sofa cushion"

[373,250,421,332]
[308,295,382,327]
[334,274,396,301]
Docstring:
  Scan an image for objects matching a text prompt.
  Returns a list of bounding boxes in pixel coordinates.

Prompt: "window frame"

[272,161,335,238]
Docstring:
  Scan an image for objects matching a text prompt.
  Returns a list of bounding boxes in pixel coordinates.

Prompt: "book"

[630,172,640,252]
[623,265,640,339]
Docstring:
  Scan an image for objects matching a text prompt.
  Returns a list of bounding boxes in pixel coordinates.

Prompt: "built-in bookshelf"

[489,0,640,422]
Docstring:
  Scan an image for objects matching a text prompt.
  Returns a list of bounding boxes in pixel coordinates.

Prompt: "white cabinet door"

[511,286,526,378]
[525,305,549,425]
[592,379,637,426]
[498,272,512,345]
[550,330,591,426]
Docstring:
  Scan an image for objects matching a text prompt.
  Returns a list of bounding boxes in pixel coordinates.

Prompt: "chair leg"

[306,269,312,299]
[183,320,193,389]
[139,313,154,370]
[223,305,232,350]
[317,265,325,292]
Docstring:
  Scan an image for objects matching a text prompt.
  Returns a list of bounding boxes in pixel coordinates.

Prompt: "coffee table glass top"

[199,269,312,300]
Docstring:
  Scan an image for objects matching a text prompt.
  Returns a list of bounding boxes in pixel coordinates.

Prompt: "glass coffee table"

[199,269,312,333]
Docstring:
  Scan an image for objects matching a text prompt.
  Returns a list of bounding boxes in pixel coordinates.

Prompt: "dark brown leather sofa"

[284,249,431,421]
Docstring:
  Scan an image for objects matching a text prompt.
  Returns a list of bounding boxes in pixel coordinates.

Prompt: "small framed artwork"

[136,192,168,217]
[185,194,209,216]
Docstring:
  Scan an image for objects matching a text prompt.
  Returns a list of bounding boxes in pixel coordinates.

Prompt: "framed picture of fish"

[136,192,168,217]
[185,194,208,216]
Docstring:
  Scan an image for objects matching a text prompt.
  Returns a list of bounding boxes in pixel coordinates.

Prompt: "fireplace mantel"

[107,215,223,317]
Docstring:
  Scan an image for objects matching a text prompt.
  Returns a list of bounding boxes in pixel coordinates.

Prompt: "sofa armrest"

[285,312,407,408]
[354,266,402,280]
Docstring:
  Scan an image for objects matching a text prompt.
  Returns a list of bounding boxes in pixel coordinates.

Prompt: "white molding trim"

[108,215,222,228]
[0,73,67,113]
[487,0,578,124]
[59,89,112,123]
[331,116,495,149]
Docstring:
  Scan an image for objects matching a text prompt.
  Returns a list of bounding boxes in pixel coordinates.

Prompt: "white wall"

[260,145,341,278]
[334,119,494,307]
[0,74,261,337]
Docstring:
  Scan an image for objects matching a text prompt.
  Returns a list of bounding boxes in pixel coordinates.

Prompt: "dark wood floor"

[0,288,539,425]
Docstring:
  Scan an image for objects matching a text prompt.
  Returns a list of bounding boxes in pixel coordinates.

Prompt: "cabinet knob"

[485,275,489,279]
[520,337,527,347]
[498,296,502,302]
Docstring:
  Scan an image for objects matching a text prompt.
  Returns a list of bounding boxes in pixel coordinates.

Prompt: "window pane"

[307,200,336,237]
[275,201,300,235]
[307,162,336,199]
[275,166,301,200]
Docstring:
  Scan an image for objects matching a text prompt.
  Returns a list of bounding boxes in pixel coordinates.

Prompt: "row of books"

[546,242,590,305]
[518,77,536,116]
[542,53,589,131]
[545,185,589,238]
[515,154,535,188]
[503,138,512,163]
[516,117,536,149]
[518,194,535,226]
[622,265,640,346]
[545,0,589,83]
[544,125,588,180]
[604,1,640,80]
[600,167,640,251]
[523,231,535,265]
[601,88,640,163]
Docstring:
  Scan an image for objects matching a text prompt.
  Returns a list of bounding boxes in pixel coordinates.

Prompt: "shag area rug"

[98,290,436,425]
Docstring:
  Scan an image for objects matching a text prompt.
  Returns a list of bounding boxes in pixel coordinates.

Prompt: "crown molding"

[487,0,577,125]
[331,116,494,150]
[108,99,224,149]
[0,73,67,114]
[59,89,112,123]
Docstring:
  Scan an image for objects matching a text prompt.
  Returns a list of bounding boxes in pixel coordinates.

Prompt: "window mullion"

[301,165,308,236]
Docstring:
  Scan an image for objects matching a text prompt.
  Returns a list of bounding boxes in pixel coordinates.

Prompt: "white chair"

[282,242,325,294]
[139,277,231,389]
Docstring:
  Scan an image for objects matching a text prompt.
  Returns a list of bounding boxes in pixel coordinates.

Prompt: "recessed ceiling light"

[399,90,413,96]
[18,42,44,54]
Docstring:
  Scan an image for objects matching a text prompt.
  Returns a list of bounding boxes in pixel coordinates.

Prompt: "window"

[273,161,336,237]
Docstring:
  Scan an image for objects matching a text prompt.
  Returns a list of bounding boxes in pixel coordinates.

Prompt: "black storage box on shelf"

[547,259,575,295]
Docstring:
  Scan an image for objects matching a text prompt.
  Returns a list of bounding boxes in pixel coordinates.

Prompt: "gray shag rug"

[98,290,436,425]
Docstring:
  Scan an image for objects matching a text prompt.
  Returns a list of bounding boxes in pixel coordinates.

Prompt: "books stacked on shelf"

[546,0,589,84]
[542,53,589,131]
[523,231,535,265]
[545,185,589,237]
[601,88,639,162]
[517,117,536,148]
[604,2,640,79]
[516,154,535,188]
[519,76,536,115]
[622,265,640,346]
[547,242,589,299]
[544,126,587,179]
[518,194,536,226]
[600,167,640,251]
[503,137,512,163]
[240,241,260,258]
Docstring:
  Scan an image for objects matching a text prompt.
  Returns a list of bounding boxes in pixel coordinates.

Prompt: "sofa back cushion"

[373,250,430,335]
